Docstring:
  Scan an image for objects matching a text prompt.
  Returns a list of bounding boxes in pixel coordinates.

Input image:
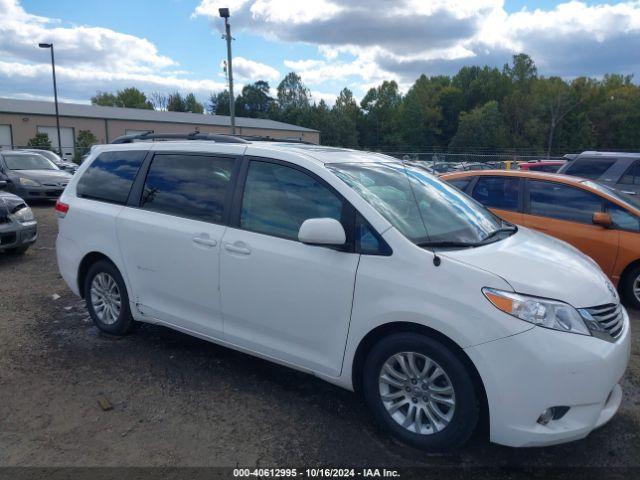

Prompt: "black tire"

[84,259,134,335]
[362,333,479,451]
[6,245,30,255]
[622,265,640,310]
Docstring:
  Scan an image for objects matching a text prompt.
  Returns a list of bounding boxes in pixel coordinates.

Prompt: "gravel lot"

[1,205,639,471]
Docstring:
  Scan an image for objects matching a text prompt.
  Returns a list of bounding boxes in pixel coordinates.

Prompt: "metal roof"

[0,97,318,133]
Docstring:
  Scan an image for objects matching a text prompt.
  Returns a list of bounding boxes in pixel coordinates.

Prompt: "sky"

[0,0,639,107]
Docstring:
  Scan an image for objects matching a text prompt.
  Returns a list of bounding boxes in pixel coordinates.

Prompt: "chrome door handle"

[224,242,251,255]
[192,236,218,247]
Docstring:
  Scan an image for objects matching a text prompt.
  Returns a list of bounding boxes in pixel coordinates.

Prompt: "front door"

[470,176,525,225]
[220,159,359,376]
[116,152,237,336]
[523,179,619,275]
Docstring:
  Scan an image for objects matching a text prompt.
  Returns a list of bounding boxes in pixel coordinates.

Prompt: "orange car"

[441,170,640,308]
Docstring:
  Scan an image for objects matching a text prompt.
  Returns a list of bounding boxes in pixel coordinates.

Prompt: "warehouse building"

[0,98,320,159]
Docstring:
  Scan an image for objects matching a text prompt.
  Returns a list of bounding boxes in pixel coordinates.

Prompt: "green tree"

[236,81,274,118]
[397,75,442,149]
[74,129,99,163]
[449,101,508,151]
[277,72,310,110]
[184,93,204,113]
[91,91,119,107]
[331,88,360,147]
[26,132,52,150]
[208,90,231,115]
[91,87,152,109]
[359,80,403,148]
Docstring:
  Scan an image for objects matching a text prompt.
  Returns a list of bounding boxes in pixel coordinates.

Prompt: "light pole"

[38,43,62,156]
[219,8,235,135]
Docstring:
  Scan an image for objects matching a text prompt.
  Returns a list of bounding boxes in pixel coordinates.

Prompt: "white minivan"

[56,137,630,450]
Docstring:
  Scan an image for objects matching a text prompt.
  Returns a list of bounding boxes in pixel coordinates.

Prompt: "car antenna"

[433,252,441,267]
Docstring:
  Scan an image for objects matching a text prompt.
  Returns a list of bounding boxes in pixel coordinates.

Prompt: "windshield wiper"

[481,224,518,243]
[416,240,480,249]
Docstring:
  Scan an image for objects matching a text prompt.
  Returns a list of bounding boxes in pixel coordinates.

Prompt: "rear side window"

[528,180,602,223]
[77,151,145,204]
[240,161,343,241]
[140,154,235,223]
[472,176,520,211]
[619,161,640,185]
[565,158,616,180]
[447,177,473,192]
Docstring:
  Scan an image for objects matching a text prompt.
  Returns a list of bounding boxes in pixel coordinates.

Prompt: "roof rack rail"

[235,135,313,144]
[110,131,316,145]
[110,131,250,144]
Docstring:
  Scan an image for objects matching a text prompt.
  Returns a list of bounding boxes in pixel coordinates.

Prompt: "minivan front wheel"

[362,333,478,450]
[84,260,134,335]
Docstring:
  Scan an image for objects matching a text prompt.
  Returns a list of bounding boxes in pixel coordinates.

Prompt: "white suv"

[56,138,630,450]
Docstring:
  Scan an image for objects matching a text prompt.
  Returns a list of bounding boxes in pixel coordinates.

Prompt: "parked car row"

[0,150,73,202]
[55,137,630,452]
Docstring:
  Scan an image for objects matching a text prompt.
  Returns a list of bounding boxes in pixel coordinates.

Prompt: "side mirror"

[593,212,613,228]
[0,180,6,189]
[298,218,346,246]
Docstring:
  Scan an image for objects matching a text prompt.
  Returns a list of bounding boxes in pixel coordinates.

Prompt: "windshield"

[583,181,640,211]
[329,162,508,247]
[30,150,62,164]
[4,154,60,171]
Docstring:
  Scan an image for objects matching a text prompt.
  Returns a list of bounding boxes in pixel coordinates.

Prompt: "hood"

[0,190,26,222]
[441,227,617,309]
[8,169,72,183]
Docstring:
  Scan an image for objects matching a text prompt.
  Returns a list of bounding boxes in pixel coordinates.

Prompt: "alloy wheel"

[90,272,122,325]
[378,352,455,435]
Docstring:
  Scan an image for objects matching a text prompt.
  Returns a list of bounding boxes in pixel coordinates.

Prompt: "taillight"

[55,200,69,217]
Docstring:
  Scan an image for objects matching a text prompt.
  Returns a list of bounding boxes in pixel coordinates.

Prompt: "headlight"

[10,206,35,224]
[482,288,590,335]
[19,177,40,186]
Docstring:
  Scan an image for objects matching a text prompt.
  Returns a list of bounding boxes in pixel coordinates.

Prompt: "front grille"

[0,232,17,245]
[583,303,624,339]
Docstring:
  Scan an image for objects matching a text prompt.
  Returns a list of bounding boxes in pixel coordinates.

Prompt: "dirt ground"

[1,205,639,471]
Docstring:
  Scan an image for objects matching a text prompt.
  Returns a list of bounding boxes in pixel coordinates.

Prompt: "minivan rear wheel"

[622,265,640,310]
[362,333,478,450]
[84,260,134,335]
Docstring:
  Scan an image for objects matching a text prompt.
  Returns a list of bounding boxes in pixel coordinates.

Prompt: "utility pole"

[39,43,62,156]
[219,8,235,134]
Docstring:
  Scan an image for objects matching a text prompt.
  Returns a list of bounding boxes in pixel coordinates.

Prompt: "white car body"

[56,141,630,448]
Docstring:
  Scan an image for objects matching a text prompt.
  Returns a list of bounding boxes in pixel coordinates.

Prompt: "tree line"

[90,54,640,155]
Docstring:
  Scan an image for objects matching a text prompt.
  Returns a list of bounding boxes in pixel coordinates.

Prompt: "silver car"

[0,184,37,254]
[0,151,72,201]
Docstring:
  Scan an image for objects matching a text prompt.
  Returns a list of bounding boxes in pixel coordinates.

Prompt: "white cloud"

[194,0,640,86]
[0,0,267,103]
[229,56,280,82]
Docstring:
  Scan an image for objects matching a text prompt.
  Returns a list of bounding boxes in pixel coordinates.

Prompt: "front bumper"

[15,185,65,200]
[465,308,631,447]
[0,220,37,251]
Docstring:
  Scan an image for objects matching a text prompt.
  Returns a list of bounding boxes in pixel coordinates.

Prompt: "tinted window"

[607,203,640,232]
[619,161,640,185]
[140,154,234,223]
[472,176,520,211]
[241,161,343,241]
[448,178,473,192]
[529,180,602,223]
[356,215,390,255]
[77,151,145,204]
[530,164,562,173]
[565,158,616,179]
